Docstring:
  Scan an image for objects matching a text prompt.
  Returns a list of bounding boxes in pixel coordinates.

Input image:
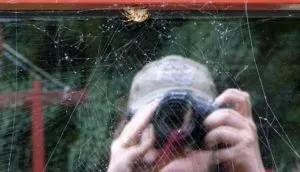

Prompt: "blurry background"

[0,13,299,172]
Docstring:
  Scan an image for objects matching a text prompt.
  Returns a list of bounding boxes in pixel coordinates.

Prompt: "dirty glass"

[0,9,299,172]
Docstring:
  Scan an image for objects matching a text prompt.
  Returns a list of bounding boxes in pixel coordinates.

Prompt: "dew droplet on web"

[64,53,69,60]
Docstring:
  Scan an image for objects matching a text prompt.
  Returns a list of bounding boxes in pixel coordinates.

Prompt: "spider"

[122,8,150,23]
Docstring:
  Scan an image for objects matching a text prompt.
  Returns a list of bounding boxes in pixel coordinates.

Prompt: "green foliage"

[0,108,32,172]
[161,19,259,87]
[2,21,50,65]
[68,70,131,172]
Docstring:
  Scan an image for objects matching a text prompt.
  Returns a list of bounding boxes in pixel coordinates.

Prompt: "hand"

[160,150,214,172]
[107,101,158,172]
[204,89,265,172]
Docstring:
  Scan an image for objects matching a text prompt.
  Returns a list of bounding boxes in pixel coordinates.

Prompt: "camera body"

[127,89,222,149]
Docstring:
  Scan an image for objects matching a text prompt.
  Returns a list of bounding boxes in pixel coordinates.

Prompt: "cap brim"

[128,86,214,112]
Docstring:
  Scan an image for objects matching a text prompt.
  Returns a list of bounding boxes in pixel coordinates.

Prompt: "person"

[107,55,265,172]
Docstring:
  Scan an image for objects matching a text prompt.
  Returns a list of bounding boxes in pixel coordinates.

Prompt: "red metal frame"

[0,0,298,11]
[0,88,88,109]
[31,81,45,172]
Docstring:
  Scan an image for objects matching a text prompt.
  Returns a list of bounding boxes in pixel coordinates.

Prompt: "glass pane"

[0,9,299,172]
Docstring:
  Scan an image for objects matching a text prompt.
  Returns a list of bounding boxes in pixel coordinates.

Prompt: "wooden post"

[31,81,45,172]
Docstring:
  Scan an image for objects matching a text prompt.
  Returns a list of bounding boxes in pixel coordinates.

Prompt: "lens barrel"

[153,90,219,148]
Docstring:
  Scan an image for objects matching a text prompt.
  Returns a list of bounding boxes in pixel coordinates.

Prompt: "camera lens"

[159,100,186,130]
[153,97,195,147]
[152,90,220,149]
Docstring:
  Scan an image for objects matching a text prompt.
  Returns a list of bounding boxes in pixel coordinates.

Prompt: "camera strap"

[155,130,188,169]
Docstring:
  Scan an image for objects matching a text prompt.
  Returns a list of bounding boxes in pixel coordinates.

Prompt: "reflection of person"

[107,55,265,172]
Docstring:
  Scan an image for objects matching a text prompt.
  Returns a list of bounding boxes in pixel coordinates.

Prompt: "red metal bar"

[0,89,88,109]
[0,0,298,11]
[31,81,45,172]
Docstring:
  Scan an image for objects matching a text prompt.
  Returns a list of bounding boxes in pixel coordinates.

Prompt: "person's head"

[117,55,218,171]
[128,55,217,112]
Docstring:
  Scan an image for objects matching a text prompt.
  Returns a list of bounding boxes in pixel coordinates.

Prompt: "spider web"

[0,4,299,172]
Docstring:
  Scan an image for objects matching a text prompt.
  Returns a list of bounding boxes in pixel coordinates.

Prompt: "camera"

[152,89,222,149]
[127,89,222,149]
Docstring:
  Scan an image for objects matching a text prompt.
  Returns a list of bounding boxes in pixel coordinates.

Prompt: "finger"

[143,149,160,165]
[215,88,252,118]
[204,109,248,130]
[212,145,241,164]
[160,151,213,172]
[120,100,159,147]
[186,151,214,169]
[129,124,155,157]
[204,126,241,149]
